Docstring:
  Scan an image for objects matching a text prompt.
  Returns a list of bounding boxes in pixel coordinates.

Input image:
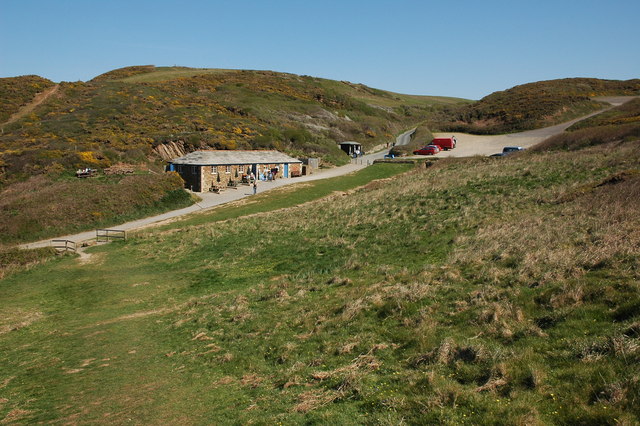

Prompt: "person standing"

[253,181,257,195]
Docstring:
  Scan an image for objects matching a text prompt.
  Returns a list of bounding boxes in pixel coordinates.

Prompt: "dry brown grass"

[452,167,640,286]
[293,389,340,413]
[0,309,43,335]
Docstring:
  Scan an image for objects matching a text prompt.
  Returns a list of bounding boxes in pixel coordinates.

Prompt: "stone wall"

[174,162,303,192]
[199,163,303,192]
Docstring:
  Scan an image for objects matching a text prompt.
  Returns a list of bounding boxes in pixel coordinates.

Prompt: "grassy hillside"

[1,139,638,423]
[432,78,640,134]
[0,75,55,124]
[533,97,640,151]
[0,172,194,245]
[0,66,468,246]
[0,66,466,186]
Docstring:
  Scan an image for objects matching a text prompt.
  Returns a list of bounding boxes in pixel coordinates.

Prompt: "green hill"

[533,97,640,151]
[0,66,468,185]
[1,134,638,423]
[0,66,469,245]
[432,78,640,134]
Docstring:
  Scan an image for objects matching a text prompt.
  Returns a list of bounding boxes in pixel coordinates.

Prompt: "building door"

[284,164,289,178]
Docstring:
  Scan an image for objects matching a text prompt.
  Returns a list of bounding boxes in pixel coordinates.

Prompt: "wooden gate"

[96,229,126,243]
[51,240,76,253]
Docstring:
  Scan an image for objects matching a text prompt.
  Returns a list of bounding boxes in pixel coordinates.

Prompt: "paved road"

[395,128,417,147]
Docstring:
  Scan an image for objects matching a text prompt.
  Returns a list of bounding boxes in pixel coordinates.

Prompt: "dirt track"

[424,96,637,158]
[2,84,59,127]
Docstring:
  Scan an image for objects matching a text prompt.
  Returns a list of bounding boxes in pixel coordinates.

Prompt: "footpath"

[20,150,385,250]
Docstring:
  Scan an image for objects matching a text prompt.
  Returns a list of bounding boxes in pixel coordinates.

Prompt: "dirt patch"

[1,408,32,424]
[82,308,172,329]
[0,310,43,335]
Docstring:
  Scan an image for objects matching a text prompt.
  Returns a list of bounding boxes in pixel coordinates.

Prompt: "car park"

[413,144,441,155]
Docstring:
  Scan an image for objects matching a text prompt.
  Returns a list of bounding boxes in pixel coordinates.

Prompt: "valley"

[0,68,639,423]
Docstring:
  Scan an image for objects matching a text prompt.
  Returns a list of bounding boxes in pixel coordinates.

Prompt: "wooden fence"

[96,229,126,243]
[51,239,76,253]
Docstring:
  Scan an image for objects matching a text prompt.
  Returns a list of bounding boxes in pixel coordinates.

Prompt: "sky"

[1,0,639,100]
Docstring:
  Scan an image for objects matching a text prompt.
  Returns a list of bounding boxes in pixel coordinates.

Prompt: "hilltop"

[432,78,640,134]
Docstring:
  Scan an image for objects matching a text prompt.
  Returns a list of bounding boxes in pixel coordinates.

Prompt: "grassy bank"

[151,162,415,232]
[0,172,195,245]
[1,143,638,423]
[432,78,640,134]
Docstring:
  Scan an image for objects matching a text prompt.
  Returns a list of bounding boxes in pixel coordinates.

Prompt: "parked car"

[502,146,524,154]
[413,145,441,155]
[490,146,525,157]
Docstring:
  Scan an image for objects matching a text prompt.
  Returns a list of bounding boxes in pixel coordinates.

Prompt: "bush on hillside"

[90,65,157,82]
[568,98,640,131]
[0,68,429,185]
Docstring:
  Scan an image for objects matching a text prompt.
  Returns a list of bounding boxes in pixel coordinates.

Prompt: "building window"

[225,165,231,174]
[191,166,197,175]
[211,166,217,174]
[238,165,245,173]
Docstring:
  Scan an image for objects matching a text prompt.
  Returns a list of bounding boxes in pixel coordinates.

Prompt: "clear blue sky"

[1,0,638,99]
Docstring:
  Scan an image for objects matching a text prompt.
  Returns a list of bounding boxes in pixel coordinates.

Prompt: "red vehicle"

[413,144,441,155]
[430,136,457,150]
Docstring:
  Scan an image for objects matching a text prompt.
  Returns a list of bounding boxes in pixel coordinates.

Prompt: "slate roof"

[170,150,302,166]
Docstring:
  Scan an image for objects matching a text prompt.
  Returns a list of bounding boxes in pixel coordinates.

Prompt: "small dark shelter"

[339,141,362,156]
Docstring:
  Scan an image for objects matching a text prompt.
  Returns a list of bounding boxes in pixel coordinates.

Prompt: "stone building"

[169,150,303,192]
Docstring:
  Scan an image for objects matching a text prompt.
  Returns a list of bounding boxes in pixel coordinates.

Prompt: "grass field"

[150,162,414,232]
[1,145,639,423]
